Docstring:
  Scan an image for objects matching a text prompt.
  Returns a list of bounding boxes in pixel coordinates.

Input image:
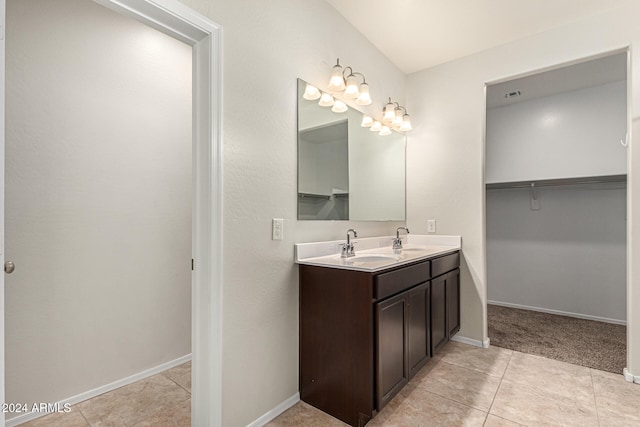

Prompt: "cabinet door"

[407,282,430,378]
[447,269,460,337]
[431,274,448,355]
[376,292,408,410]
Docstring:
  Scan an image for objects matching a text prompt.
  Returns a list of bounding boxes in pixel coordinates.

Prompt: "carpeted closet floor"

[488,304,626,374]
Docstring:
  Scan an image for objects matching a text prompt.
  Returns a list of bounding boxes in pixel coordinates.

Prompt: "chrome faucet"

[393,227,410,250]
[340,229,358,258]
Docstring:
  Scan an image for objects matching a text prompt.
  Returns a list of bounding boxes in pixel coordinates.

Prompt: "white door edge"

[1,0,7,424]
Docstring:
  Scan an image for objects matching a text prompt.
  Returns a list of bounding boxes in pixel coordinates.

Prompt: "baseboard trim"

[6,354,192,427]
[246,392,300,427]
[623,368,640,384]
[451,335,490,348]
[488,300,626,325]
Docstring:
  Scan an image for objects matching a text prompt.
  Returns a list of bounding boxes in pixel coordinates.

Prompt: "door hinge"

[191,259,194,271]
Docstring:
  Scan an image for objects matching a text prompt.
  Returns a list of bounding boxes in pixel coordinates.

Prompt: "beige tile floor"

[268,341,640,427]
[15,342,640,426]
[18,362,191,427]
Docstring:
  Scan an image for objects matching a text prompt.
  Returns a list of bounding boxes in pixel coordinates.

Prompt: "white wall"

[5,0,191,414]
[486,82,627,323]
[174,0,406,425]
[406,0,640,378]
[487,184,627,322]
[487,82,627,183]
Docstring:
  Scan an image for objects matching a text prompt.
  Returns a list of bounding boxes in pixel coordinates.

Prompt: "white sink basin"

[349,254,399,263]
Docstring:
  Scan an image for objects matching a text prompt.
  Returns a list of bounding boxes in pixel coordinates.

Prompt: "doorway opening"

[484,50,628,374]
[0,0,222,425]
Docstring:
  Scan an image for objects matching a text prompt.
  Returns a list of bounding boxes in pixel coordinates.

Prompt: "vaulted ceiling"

[326,0,627,74]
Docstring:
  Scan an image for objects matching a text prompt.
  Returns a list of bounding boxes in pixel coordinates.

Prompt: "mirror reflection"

[297,79,406,221]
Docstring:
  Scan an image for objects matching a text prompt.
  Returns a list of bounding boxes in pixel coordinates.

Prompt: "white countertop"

[295,234,461,272]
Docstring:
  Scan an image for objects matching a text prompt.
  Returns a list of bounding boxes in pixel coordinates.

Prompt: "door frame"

[481,47,632,380]
[0,0,224,425]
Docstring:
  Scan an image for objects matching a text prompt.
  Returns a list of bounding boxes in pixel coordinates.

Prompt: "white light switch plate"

[427,219,436,233]
[272,218,284,240]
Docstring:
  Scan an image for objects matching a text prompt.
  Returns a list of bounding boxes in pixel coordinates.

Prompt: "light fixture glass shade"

[400,114,413,131]
[328,64,346,91]
[361,115,373,127]
[379,126,392,136]
[370,121,382,132]
[344,75,359,99]
[356,83,372,105]
[383,101,395,122]
[318,93,335,107]
[303,84,321,100]
[392,109,403,126]
[331,100,348,113]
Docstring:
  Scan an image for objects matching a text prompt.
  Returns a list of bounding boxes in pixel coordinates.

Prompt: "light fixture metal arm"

[349,71,367,83]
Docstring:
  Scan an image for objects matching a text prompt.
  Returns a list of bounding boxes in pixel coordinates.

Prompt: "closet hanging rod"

[485,174,627,190]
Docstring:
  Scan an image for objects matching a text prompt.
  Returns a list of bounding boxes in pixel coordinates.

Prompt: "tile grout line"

[77,405,92,427]
[414,347,506,420]
[419,387,490,420]
[486,348,513,420]
[589,369,602,427]
[416,358,498,413]
[432,344,521,422]
[161,371,192,396]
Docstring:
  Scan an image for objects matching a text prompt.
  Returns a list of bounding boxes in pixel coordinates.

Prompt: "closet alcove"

[485,52,628,374]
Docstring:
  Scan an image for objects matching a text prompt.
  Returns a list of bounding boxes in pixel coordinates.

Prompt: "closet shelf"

[485,174,627,190]
[298,192,350,200]
[298,192,331,200]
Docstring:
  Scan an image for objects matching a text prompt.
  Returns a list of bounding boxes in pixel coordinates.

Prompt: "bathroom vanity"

[296,235,461,426]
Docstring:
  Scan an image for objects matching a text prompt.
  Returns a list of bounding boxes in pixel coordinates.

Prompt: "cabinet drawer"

[375,261,430,300]
[432,252,459,278]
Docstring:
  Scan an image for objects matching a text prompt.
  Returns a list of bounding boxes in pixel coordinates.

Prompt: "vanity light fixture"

[318,92,335,107]
[356,82,372,105]
[303,83,321,100]
[331,100,348,113]
[381,98,413,132]
[392,109,404,127]
[383,99,396,122]
[361,115,373,127]
[329,59,346,91]
[327,58,373,106]
[304,60,414,134]
[400,113,413,131]
[379,125,392,136]
[344,74,360,99]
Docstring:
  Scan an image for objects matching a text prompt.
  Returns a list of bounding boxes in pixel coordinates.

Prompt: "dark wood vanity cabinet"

[375,291,409,410]
[299,251,459,427]
[447,268,461,337]
[431,254,461,354]
[407,282,431,378]
[374,280,431,410]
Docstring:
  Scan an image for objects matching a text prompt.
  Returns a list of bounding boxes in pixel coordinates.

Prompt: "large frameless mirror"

[297,78,406,221]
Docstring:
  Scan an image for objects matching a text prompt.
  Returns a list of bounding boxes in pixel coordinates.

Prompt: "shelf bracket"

[530,183,540,210]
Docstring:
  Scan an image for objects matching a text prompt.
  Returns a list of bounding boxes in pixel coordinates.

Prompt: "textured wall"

[175,0,407,425]
[406,0,640,378]
[486,82,627,183]
[5,0,192,414]
[487,185,627,322]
